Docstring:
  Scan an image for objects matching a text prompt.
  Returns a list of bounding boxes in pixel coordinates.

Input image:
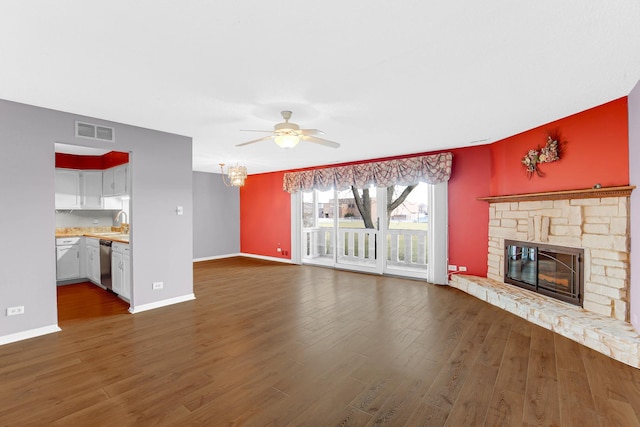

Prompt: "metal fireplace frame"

[504,239,584,306]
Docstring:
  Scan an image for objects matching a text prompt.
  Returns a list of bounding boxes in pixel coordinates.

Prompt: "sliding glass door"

[301,182,439,280]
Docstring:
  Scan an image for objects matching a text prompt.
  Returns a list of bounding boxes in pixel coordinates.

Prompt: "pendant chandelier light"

[219,163,247,187]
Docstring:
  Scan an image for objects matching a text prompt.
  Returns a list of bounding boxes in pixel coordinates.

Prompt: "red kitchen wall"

[55,153,103,169]
[239,170,292,258]
[55,151,129,169]
[102,151,129,169]
[490,97,629,196]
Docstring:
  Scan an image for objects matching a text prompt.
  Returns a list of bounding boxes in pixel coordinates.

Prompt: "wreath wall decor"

[521,130,562,178]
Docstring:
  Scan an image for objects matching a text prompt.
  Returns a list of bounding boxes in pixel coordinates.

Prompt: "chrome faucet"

[115,210,128,224]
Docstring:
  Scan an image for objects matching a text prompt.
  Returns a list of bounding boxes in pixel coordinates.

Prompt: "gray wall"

[629,81,640,332]
[0,98,193,339]
[193,171,240,259]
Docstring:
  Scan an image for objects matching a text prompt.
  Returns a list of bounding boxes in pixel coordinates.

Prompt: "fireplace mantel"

[478,185,635,203]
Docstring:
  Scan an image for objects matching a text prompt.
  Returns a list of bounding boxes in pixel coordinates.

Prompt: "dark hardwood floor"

[2,257,640,426]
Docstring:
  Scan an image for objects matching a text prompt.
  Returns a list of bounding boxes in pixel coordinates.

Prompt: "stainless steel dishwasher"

[99,239,113,290]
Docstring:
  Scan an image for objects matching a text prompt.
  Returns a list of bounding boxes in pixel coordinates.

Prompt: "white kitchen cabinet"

[122,246,131,300]
[112,249,123,295]
[103,164,128,197]
[113,164,128,196]
[112,242,130,300]
[56,169,104,209]
[85,238,101,285]
[102,168,114,196]
[56,237,81,281]
[55,169,81,209]
[81,170,103,209]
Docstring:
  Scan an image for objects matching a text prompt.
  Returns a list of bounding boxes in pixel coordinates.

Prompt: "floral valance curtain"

[283,152,453,193]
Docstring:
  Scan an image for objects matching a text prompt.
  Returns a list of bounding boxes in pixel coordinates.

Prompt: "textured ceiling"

[2,1,640,174]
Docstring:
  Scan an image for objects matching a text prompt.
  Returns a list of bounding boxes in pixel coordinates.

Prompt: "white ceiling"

[2,1,640,174]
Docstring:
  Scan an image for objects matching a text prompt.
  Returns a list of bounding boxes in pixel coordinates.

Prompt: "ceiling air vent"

[75,121,115,142]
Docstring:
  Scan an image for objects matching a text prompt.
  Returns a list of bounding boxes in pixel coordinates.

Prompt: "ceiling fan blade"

[299,129,325,136]
[235,136,273,147]
[303,135,340,148]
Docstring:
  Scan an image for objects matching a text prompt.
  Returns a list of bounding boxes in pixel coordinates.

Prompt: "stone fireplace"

[449,186,640,368]
[485,187,631,321]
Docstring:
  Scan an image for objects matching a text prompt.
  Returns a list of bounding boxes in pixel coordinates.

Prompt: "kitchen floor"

[57,282,129,325]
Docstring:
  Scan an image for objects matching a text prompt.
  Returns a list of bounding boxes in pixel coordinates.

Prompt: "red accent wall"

[490,97,629,195]
[55,151,129,169]
[448,146,491,276]
[240,171,292,258]
[239,147,492,274]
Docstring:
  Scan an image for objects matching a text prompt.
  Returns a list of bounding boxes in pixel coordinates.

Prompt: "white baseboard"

[129,293,196,314]
[0,324,61,346]
[194,253,295,264]
[193,253,242,262]
[240,253,295,264]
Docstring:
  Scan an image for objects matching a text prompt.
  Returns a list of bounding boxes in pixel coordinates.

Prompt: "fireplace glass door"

[504,240,583,306]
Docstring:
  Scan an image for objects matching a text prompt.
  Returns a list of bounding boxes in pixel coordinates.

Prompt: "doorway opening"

[54,142,133,321]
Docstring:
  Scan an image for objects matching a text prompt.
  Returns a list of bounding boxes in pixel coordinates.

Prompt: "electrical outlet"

[7,306,24,316]
[92,219,99,224]
[459,266,467,272]
[448,265,457,271]
[152,281,164,290]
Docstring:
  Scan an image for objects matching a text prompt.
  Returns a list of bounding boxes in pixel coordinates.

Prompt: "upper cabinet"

[55,149,129,209]
[55,165,128,209]
[55,169,81,209]
[103,164,128,197]
[55,169,105,209]
[81,170,103,209]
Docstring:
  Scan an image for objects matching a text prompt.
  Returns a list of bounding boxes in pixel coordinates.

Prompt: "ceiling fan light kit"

[274,133,301,148]
[237,110,340,149]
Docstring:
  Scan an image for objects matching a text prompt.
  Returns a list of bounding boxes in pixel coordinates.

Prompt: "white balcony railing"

[386,229,427,267]
[302,227,427,268]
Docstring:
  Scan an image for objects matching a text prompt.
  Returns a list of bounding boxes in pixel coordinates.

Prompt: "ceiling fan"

[236,111,340,149]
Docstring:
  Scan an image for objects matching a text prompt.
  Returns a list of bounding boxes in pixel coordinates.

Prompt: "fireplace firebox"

[504,240,584,306]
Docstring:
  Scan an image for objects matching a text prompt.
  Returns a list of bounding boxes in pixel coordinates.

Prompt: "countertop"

[83,233,130,244]
[56,227,130,244]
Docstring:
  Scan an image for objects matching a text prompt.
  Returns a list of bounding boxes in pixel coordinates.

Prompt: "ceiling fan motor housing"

[275,122,299,133]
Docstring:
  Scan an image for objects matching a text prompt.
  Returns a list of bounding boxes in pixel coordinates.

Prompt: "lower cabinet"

[85,238,101,285]
[56,237,81,281]
[112,242,130,300]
